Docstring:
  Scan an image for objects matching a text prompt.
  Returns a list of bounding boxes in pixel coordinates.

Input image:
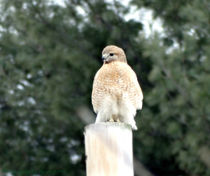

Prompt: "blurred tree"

[0,0,146,176]
[131,0,210,175]
[0,0,209,176]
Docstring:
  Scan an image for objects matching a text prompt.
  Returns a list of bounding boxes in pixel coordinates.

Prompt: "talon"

[116,119,121,122]
[108,118,114,122]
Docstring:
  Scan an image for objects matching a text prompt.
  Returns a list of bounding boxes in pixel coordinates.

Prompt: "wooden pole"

[84,122,134,176]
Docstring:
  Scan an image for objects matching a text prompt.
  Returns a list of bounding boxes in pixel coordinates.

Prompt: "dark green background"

[0,0,210,175]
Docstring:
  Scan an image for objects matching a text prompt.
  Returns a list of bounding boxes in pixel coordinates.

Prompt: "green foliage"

[131,0,210,175]
[0,0,210,176]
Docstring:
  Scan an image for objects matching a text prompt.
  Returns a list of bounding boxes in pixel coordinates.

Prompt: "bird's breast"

[96,63,130,96]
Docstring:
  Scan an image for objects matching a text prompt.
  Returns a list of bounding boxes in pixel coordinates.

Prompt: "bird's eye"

[110,53,114,56]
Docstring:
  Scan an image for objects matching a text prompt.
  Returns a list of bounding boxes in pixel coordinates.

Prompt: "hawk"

[91,45,143,130]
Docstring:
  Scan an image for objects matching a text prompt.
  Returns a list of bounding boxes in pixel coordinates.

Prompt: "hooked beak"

[102,54,108,63]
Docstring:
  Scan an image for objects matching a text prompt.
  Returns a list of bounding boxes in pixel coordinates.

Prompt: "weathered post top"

[84,122,134,176]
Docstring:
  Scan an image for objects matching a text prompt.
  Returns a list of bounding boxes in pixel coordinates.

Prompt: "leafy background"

[0,0,210,176]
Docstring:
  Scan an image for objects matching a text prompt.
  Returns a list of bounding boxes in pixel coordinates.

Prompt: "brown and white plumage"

[91,45,143,130]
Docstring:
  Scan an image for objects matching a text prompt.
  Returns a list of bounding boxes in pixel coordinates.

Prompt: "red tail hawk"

[91,45,143,130]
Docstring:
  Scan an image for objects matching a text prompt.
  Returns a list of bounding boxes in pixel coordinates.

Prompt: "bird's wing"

[120,63,143,110]
[91,67,106,113]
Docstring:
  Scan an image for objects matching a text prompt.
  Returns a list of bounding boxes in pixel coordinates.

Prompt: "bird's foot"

[108,118,114,122]
[116,118,121,122]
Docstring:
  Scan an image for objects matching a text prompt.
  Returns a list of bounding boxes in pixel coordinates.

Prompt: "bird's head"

[102,45,127,64]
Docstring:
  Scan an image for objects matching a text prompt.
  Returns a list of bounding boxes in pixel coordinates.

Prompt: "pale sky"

[53,0,164,38]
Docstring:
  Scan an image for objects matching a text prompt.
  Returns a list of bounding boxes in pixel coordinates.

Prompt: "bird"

[91,45,143,130]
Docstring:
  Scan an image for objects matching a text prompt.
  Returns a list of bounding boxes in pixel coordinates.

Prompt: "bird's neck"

[104,60,127,65]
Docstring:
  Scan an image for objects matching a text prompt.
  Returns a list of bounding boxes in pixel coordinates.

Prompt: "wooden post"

[84,122,134,176]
